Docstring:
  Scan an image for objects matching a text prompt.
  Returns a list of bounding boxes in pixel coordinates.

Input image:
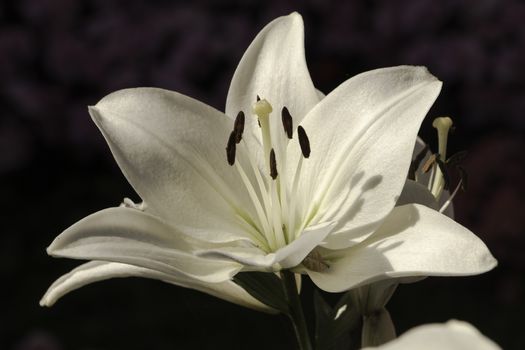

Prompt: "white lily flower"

[363,320,501,350]
[41,12,496,310]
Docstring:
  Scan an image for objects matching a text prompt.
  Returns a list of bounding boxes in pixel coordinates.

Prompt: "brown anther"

[270,148,278,179]
[233,111,245,143]
[281,107,293,139]
[226,131,237,166]
[422,153,437,173]
[297,126,311,158]
[408,144,429,180]
[256,95,261,102]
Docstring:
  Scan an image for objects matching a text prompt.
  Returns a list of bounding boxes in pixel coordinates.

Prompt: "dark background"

[2,0,524,349]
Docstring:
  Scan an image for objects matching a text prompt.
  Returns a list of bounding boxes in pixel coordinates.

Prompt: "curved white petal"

[40,261,273,313]
[89,87,255,243]
[47,207,242,283]
[308,204,497,293]
[225,12,320,164]
[364,320,501,350]
[198,222,335,269]
[226,12,319,123]
[297,66,442,249]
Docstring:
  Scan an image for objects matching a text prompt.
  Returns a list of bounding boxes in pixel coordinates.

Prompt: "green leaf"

[233,272,289,314]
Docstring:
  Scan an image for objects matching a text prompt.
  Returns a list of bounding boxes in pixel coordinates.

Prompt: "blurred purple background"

[1,0,524,349]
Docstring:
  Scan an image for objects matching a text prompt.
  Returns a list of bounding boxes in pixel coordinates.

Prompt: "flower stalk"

[282,271,312,350]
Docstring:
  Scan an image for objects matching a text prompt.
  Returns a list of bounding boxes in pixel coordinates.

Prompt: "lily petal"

[363,320,501,350]
[226,12,319,157]
[40,261,273,312]
[89,87,256,243]
[297,66,441,249]
[396,179,439,209]
[308,204,497,293]
[47,207,242,283]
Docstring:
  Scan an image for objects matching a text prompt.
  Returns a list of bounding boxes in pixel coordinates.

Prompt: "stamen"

[256,95,261,102]
[457,166,468,191]
[287,156,303,242]
[233,111,245,144]
[297,126,311,158]
[439,179,462,214]
[270,148,278,179]
[422,153,437,173]
[234,162,274,248]
[408,144,429,180]
[435,158,450,190]
[281,107,293,139]
[226,131,237,166]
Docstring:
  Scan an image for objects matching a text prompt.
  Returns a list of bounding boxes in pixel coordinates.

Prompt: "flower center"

[225,98,311,252]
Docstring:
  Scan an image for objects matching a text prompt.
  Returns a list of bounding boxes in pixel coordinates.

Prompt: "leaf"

[233,272,289,314]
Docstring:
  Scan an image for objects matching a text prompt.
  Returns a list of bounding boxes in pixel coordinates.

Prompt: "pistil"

[430,116,453,199]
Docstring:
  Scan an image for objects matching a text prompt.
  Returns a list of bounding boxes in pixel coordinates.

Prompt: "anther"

[233,111,245,143]
[297,126,311,158]
[269,148,278,179]
[302,249,329,272]
[422,153,437,173]
[408,144,429,180]
[281,107,293,139]
[226,131,237,166]
[256,95,261,102]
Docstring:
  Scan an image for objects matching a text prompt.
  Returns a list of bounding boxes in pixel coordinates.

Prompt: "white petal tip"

[45,245,54,255]
[39,296,53,307]
[87,105,101,121]
[287,11,302,20]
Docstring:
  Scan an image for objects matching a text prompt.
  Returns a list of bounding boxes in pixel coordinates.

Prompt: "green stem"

[282,271,313,350]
